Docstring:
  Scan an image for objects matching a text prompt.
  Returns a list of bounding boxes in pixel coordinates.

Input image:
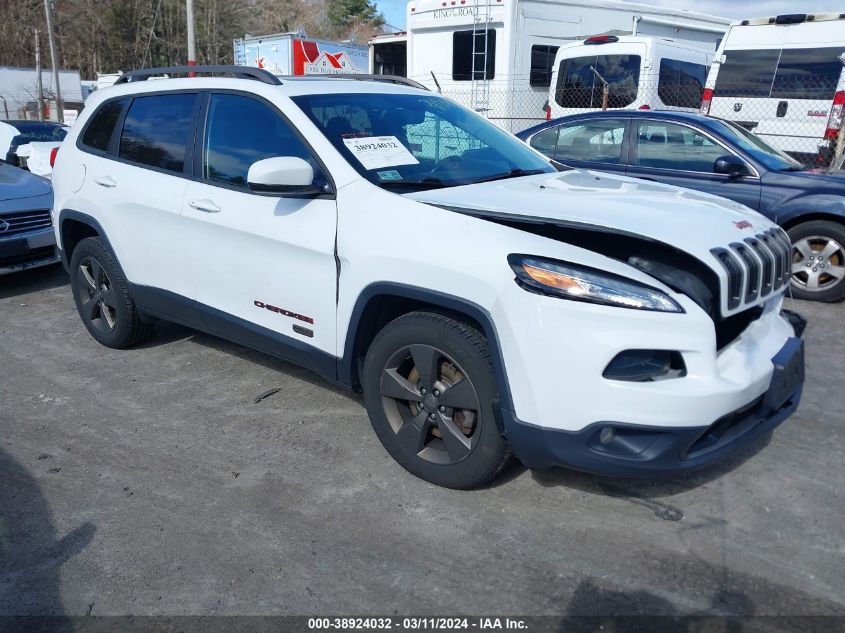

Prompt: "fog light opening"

[603,350,686,382]
[599,427,616,445]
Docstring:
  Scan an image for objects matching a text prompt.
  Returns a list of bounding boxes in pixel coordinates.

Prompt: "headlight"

[508,255,683,313]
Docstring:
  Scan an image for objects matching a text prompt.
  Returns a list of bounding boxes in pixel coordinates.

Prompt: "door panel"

[184,92,338,358]
[85,92,198,299]
[627,120,762,211]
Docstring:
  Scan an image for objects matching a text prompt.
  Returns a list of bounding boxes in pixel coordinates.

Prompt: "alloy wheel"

[791,236,845,293]
[76,257,118,333]
[379,344,481,465]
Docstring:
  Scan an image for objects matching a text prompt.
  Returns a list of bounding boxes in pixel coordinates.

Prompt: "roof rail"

[114,65,282,86]
[281,74,429,91]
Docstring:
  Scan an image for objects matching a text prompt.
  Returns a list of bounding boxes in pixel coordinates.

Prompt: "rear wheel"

[362,312,511,489]
[788,220,845,302]
[70,237,153,348]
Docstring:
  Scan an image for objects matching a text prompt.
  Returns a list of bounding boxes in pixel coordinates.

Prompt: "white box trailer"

[233,32,369,76]
[406,0,729,133]
[369,32,409,76]
[0,66,83,120]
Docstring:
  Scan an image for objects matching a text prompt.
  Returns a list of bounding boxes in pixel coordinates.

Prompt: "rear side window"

[771,48,845,100]
[203,93,316,187]
[714,50,780,97]
[530,45,559,88]
[715,47,845,100]
[453,29,496,81]
[81,98,127,151]
[119,93,197,173]
[552,119,626,164]
[658,59,707,108]
[555,55,641,109]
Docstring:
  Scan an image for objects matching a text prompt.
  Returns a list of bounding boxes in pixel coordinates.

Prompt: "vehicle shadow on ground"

[0,264,68,300]
[0,448,95,626]
[137,319,365,407]
[502,435,771,504]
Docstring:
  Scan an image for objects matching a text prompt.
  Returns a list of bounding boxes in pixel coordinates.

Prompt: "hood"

[771,167,845,188]
[0,163,52,201]
[406,170,774,265]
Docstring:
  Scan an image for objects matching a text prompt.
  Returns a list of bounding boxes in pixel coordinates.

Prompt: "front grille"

[0,209,53,237]
[710,228,792,314]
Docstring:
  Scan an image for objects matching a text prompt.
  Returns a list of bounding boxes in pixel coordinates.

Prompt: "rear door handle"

[188,199,221,213]
[94,176,116,188]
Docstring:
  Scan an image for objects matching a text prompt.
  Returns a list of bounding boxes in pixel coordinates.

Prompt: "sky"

[375,0,845,32]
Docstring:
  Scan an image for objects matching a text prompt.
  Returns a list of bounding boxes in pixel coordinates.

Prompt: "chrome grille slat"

[712,228,793,316]
[730,242,760,302]
[0,209,52,237]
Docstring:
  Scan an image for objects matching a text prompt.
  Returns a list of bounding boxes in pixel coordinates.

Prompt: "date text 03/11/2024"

[307,617,528,630]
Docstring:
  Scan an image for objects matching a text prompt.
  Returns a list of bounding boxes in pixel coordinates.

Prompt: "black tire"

[69,236,153,348]
[362,311,511,489]
[787,220,845,302]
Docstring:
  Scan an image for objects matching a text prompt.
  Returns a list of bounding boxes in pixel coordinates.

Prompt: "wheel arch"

[339,283,514,412]
[781,211,845,231]
[58,210,112,269]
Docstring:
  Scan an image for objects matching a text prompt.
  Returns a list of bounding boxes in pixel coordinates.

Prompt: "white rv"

[406,0,729,133]
[701,13,845,167]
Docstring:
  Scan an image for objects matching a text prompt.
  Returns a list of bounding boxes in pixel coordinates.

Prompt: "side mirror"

[247,156,324,196]
[714,155,750,177]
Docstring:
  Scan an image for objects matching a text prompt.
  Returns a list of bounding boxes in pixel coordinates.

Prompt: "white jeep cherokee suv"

[52,66,805,489]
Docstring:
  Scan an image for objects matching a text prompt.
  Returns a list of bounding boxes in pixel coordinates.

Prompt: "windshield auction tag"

[342,136,420,170]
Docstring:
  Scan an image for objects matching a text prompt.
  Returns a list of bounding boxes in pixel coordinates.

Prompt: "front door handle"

[188,199,221,213]
[94,176,116,188]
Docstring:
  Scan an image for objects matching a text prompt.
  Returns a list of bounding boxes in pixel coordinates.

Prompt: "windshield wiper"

[379,177,447,190]
[469,168,547,184]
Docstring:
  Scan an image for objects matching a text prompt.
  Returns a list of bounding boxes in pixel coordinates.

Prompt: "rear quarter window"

[80,98,128,152]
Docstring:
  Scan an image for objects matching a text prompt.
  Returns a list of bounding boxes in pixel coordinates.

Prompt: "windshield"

[291,92,554,191]
[710,119,803,172]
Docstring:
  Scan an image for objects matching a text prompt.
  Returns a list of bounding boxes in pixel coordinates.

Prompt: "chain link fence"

[429,75,845,170]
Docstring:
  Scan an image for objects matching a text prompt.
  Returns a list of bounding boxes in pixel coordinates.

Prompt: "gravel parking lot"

[1,264,843,619]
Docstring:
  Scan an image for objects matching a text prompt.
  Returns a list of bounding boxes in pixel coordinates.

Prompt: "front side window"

[658,59,707,108]
[203,93,315,187]
[119,93,197,173]
[292,92,553,191]
[453,29,496,81]
[555,55,641,109]
[81,98,128,152]
[530,45,559,88]
[553,119,626,164]
[635,121,727,172]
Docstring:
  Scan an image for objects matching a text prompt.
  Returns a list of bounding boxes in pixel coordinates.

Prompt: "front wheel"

[788,220,845,302]
[362,312,511,489]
